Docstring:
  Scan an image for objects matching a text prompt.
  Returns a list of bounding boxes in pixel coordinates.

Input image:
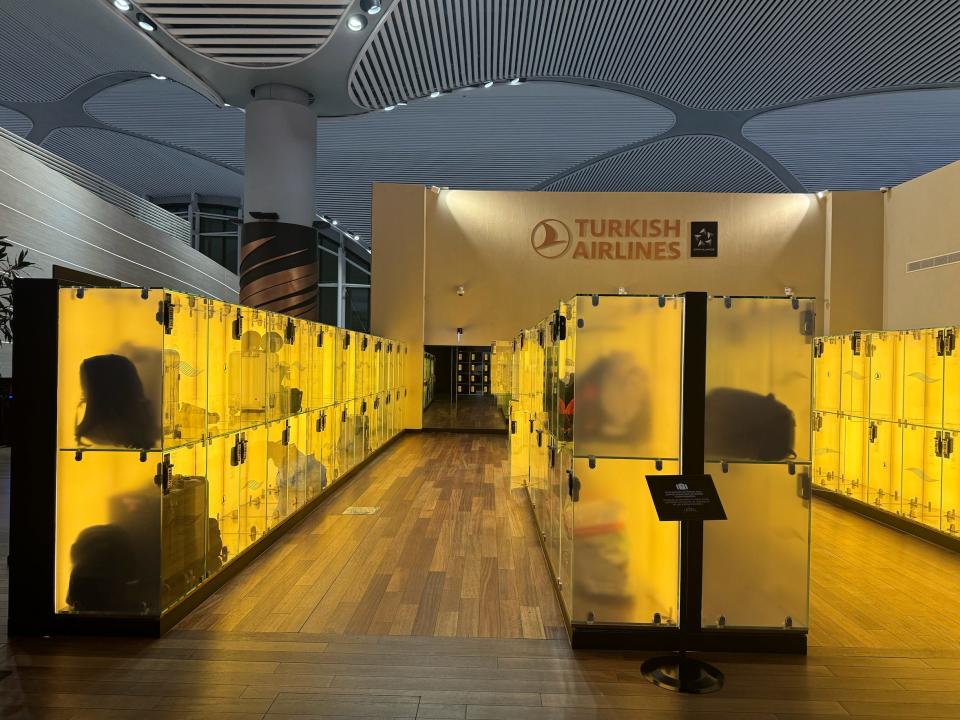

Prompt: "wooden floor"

[179,433,564,638]
[422,398,507,432]
[4,437,960,719]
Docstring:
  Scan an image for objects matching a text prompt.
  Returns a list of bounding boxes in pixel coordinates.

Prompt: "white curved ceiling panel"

[86,78,246,171]
[0,106,32,138]
[744,88,960,190]
[42,127,243,201]
[544,135,789,193]
[350,0,960,111]
[139,1,351,68]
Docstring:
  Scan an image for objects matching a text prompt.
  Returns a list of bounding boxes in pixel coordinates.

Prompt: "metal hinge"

[939,431,955,459]
[231,434,247,466]
[938,329,956,356]
[157,293,174,334]
[868,422,878,443]
[567,469,581,501]
[232,308,243,340]
[813,339,824,358]
[154,454,173,494]
[851,331,862,356]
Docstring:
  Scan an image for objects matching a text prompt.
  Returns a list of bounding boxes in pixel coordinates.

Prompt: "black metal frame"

[531,292,808,654]
[7,278,407,638]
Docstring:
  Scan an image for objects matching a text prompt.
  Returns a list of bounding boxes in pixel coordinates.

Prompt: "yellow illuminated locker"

[900,423,943,528]
[557,443,574,617]
[942,328,960,432]
[941,431,959,535]
[57,287,166,452]
[207,299,244,436]
[812,411,842,491]
[866,332,901,422]
[238,424,268,552]
[529,417,548,531]
[902,328,944,428]
[265,417,306,529]
[813,335,842,413]
[840,332,869,419]
[573,295,684,460]
[702,462,810,630]
[355,333,372,398]
[570,457,679,626]
[308,325,336,409]
[264,312,309,422]
[544,433,563,576]
[162,293,208,447]
[233,308,270,428]
[509,402,530,486]
[206,433,243,566]
[866,420,902,511]
[839,415,869,501]
[310,406,335,490]
[336,329,357,402]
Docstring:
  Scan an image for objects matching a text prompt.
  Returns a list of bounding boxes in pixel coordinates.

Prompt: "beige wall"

[824,191,884,335]
[884,160,960,329]
[370,183,426,429]
[423,189,829,346]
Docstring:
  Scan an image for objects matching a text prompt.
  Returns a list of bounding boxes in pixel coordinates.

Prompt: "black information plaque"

[646,474,726,522]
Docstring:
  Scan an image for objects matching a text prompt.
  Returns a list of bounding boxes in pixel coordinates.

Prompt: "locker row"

[57,287,408,454]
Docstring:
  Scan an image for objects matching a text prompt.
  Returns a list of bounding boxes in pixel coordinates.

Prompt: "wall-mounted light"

[113,0,131,11]
[347,14,367,31]
[136,12,156,31]
[360,0,382,14]
[456,286,465,296]
[816,190,827,199]
[331,219,339,226]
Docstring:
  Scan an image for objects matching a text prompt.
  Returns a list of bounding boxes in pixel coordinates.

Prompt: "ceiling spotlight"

[816,190,827,199]
[331,219,339,226]
[397,101,408,107]
[113,0,131,11]
[483,80,495,89]
[430,90,442,98]
[383,105,396,111]
[136,12,156,31]
[360,0,382,13]
[347,14,367,31]
[509,77,525,86]
[149,73,166,80]
[223,102,232,107]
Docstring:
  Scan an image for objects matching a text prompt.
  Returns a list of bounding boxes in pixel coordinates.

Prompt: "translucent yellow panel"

[866,332,901,422]
[206,433,243,567]
[266,420,289,528]
[900,424,942,529]
[289,317,311,414]
[509,403,530,487]
[571,457,679,625]
[840,415,868,501]
[529,421,548,536]
[312,406,336,488]
[943,330,960,432]
[355,333,372,398]
[337,330,357,401]
[544,433,563,576]
[308,325,337,409]
[160,442,206,611]
[229,308,269,427]
[574,295,683,460]
[702,462,810,630]
[163,292,208,448]
[902,329,944,428]
[840,333,869,419]
[941,433,960,536]
[557,444,574,618]
[58,288,164,451]
[867,420,902,512]
[813,336,842,413]
[238,424,267,552]
[207,300,244,437]
[706,296,814,463]
[812,411,841,491]
[264,312,300,423]
[56,450,163,616]
[335,400,364,476]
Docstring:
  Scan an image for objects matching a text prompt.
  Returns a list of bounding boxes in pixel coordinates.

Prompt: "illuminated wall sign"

[531,217,696,260]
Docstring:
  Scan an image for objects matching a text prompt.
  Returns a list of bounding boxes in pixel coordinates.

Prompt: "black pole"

[641,291,723,694]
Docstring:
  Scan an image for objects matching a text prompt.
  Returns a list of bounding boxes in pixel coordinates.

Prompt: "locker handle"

[566,470,580,502]
[511,420,517,434]
[536,429,543,447]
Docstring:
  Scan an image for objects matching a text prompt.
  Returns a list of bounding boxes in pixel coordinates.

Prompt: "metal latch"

[813,412,823,432]
[567,469,581,501]
[232,308,243,340]
[868,422,878,443]
[155,454,173,494]
[285,318,296,345]
[157,293,174,334]
[813,339,824,359]
[851,331,862,356]
[282,422,291,445]
[316,413,327,432]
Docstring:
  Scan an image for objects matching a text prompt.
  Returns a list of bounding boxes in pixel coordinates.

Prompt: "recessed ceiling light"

[360,0,382,14]
[149,73,166,80]
[136,12,156,31]
[223,102,232,107]
[816,190,827,199]
[347,14,367,31]
[397,101,408,106]
[509,77,525,86]
[430,90,442,98]
[332,219,339,226]
[483,80,494,89]
[113,0,132,11]
[383,105,396,111]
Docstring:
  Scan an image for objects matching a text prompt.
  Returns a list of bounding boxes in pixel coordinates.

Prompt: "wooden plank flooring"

[3,437,960,718]
[422,398,507,432]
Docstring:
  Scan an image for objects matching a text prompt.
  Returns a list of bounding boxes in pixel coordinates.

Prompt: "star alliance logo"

[690,221,718,258]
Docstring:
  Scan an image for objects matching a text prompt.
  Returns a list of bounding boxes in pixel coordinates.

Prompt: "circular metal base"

[641,655,724,694]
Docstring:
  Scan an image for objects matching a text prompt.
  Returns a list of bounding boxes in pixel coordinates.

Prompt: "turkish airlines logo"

[531,219,571,258]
